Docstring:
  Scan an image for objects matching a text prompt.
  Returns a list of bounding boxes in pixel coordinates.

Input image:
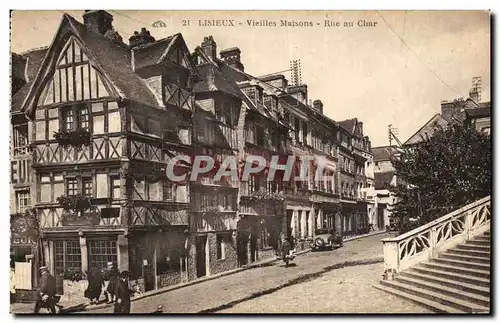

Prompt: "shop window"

[54,240,82,277]
[88,240,117,270]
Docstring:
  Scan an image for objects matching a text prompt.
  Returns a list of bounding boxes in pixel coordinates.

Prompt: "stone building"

[337,119,371,236]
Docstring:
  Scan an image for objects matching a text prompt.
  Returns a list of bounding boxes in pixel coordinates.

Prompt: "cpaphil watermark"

[163,155,336,183]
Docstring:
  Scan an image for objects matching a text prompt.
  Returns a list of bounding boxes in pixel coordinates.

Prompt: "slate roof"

[132,35,175,71]
[372,146,398,162]
[22,48,49,81]
[465,107,491,119]
[21,13,190,116]
[11,53,26,82]
[11,48,49,113]
[193,60,245,99]
[403,114,449,146]
[374,171,395,190]
[338,118,356,133]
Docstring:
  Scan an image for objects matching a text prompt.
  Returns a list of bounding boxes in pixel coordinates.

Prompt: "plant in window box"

[53,128,91,151]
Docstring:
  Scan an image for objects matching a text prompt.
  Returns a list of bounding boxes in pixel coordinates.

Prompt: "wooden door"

[195,236,207,278]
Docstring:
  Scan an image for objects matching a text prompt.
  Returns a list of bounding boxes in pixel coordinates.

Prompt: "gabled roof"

[338,118,356,133]
[20,13,163,117]
[403,114,449,146]
[193,46,281,122]
[132,35,176,71]
[192,49,246,100]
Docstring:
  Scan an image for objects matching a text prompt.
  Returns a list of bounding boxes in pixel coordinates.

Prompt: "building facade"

[12,12,377,295]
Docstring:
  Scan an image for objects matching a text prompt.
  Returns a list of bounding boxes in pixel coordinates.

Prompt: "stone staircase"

[375,231,490,313]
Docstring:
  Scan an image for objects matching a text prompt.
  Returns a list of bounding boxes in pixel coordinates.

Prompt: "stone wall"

[186,236,197,281]
[208,232,238,275]
[259,248,276,261]
[157,271,182,288]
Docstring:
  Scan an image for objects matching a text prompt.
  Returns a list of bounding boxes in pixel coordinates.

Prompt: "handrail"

[382,195,490,242]
[382,195,491,278]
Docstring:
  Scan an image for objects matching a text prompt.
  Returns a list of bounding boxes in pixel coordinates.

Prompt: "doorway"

[377,206,385,230]
[195,235,207,278]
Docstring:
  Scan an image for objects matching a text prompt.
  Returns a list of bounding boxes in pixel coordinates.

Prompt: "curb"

[75,230,386,313]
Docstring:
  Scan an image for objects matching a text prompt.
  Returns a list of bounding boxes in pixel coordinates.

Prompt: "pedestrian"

[104,262,119,304]
[85,267,104,305]
[281,237,292,267]
[113,271,132,314]
[10,263,16,304]
[34,266,57,314]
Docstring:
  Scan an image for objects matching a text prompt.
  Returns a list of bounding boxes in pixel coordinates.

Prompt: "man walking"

[34,266,57,314]
[113,271,132,314]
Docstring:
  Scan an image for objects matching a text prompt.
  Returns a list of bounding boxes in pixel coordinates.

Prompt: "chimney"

[288,84,308,104]
[129,28,156,49]
[258,74,288,90]
[358,121,364,135]
[83,10,114,35]
[441,100,466,123]
[469,89,480,102]
[312,99,323,114]
[220,47,244,71]
[201,36,217,59]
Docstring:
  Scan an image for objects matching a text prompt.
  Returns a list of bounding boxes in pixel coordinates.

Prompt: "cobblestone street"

[81,233,428,314]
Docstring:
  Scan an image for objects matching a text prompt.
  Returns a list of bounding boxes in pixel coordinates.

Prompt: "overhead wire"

[376,11,461,97]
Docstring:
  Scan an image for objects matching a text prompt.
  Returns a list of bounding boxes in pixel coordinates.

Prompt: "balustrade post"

[464,210,472,240]
[382,239,399,280]
[429,227,437,259]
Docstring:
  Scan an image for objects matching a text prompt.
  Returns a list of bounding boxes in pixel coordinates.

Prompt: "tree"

[389,123,491,234]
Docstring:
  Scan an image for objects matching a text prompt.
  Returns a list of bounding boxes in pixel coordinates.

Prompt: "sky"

[10,10,491,147]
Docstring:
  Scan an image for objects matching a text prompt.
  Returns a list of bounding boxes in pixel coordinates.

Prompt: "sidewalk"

[11,229,387,314]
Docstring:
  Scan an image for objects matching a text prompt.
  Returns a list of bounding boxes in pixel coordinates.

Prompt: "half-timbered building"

[19,11,197,293]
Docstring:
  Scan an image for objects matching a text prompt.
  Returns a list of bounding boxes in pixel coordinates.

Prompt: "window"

[13,124,29,156]
[62,105,89,131]
[256,126,265,146]
[294,117,300,143]
[83,178,93,197]
[249,174,260,194]
[16,190,31,213]
[62,108,74,130]
[163,181,173,201]
[66,178,78,196]
[260,224,271,249]
[54,240,82,276]
[216,234,225,260]
[79,107,89,130]
[111,176,121,199]
[303,122,308,145]
[88,240,117,270]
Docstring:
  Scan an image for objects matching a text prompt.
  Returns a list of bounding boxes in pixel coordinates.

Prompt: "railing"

[382,196,491,277]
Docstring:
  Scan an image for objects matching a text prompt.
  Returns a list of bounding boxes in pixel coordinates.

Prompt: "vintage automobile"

[310,228,343,251]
